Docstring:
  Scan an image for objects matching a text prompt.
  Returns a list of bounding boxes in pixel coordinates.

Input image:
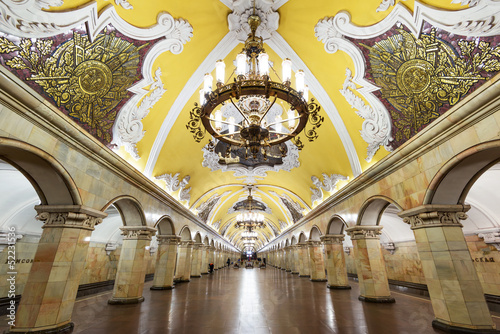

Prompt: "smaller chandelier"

[234,187,265,230]
[186,10,324,160]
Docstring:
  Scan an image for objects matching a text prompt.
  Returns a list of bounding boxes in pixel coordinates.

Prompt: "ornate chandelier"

[234,187,265,230]
[186,10,323,160]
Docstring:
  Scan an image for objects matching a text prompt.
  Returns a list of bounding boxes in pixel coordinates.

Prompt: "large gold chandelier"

[186,11,323,159]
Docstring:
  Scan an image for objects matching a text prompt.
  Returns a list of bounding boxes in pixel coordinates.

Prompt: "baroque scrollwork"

[113,67,166,159]
[340,68,392,161]
[120,226,156,240]
[269,191,305,223]
[227,0,280,42]
[310,173,349,205]
[155,172,191,206]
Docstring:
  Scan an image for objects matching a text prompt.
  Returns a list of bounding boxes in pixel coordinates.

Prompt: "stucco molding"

[155,172,191,206]
[227,0,279,42]
[310,173,349,205]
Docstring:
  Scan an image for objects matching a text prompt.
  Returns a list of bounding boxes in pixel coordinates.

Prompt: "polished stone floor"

[2,267,500,333]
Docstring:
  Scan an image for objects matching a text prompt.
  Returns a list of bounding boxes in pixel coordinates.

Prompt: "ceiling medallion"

[186,9,324,160]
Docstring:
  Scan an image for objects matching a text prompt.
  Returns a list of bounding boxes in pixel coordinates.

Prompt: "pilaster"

[307,240,327,282]
[190,242,203,278]
[297,243,310,277]
[175,240,194,282]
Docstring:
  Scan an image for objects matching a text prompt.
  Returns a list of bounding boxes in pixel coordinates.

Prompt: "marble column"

[297,243,310,277]
[175,240,194,282]
[307,240,327,282]
[346,226,394,303]
[400,205,497,333]
[291,245,299,274]
[201,245,209,274]
[281,249,286,270]
[321,234,351,289]
[285,247,292,272]
[190,243,203,278]
[108,226,156,304]
[11,205,105,334]
[150,235,180,290]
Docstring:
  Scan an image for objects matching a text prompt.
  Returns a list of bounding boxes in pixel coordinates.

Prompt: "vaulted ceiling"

[1,0,491,251]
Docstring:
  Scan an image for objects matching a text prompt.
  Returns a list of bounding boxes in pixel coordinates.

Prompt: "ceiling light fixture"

[186,6,323,160]
[235,187,265,230]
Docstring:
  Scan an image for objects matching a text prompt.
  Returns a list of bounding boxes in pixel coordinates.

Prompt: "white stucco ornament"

[227,0,280,42]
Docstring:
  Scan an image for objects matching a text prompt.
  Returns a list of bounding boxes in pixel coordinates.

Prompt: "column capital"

[179,240,194,247]
[156,235,181,244]
[320,234,345,244]
[398,204,470,230]
[193,242,203,248]
[297,242,308,248]
[306,240,322,247]
[120,226,157,240]
[35,205,107,231]
[345,225,382,240]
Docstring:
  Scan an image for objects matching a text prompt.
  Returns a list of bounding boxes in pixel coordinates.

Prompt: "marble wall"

[466,235,500,296]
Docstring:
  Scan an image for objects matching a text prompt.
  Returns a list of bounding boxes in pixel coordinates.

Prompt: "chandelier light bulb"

[199,89,206,105]
[275,115,282,133]
[295,70,305,92]
[282,58,292,83]
[236,53,247,76]
[214,110,222,131]
[303,85,309,101]
[258,53,269,75]
[203,73,213,93]
[228,116,235,134]
[215,60,225,84]
[288,109,296,129]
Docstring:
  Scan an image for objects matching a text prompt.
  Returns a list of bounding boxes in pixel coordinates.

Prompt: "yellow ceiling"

[49,0,467,250]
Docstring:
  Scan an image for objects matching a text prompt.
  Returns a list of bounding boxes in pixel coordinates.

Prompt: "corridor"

[3,267,498,334]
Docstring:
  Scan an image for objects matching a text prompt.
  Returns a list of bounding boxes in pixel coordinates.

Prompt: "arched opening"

[102,196,146,226]
[0,138,81,205]
[291,236,297,245]
[298,232,307,243]
[179,226,192,241]
[309,226,322,241]
[194,232,202,243]
[327,215,347,234]
[155,216,175,235]
[357,196,402,226]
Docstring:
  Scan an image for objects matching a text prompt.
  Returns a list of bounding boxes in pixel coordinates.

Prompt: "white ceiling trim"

[0,198,39,229]
[144,32,240,177]
[267,33,362,177]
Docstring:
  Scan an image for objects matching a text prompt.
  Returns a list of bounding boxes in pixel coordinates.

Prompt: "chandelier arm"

[259,94,277,125]
[268,131,295,137]
[214,132,242,138]
[230,96,251,124]
[267,115,301,127]
[209,118,244,129]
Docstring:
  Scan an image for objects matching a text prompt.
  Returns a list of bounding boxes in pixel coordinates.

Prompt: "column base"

[327,284,351,290]
[108,296,145,305]
[299,275,310,278]
[310,278,327,282]
[190,275,202,278]
[201,272,208,275]
[8,322,74,334]
[432,320,500,333]
[286,270,292,272]
[281,268,286,271]
[291,272,299,275]
[176,279,191,283]
[358,295,395,303]
[150,285,174,290]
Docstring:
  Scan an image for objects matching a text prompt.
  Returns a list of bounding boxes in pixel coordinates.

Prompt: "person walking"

[209,262,214,273]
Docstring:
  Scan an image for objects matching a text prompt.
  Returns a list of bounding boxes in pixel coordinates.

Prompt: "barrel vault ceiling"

[0,0,491,251]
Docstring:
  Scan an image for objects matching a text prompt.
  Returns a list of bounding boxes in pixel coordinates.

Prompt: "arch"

[203,236,210,245]
[0,137,81,205]
[309,225,322,241]
[210,239,214,247]
[194,232,202,243]
[298,232,307,243]
[425,140,500,205]
[357,196,402,226]
[179,226,192,241]
[285,239,290,247]
[155,215,175,235]
[327,215,347,234]
[102,196,146,226]
[291,236,297,245]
